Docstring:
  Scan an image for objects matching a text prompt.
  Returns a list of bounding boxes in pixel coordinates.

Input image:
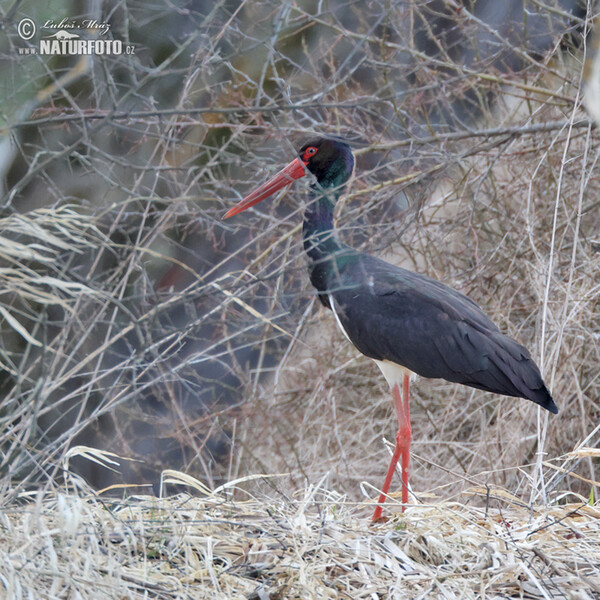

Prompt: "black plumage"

[312,249,557,412]
[224,135,558,518]
[297,137,556,414]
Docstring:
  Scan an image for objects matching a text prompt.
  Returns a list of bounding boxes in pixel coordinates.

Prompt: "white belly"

[373,359,417,390]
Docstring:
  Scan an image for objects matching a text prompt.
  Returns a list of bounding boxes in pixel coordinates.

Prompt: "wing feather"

[324,252,556,412]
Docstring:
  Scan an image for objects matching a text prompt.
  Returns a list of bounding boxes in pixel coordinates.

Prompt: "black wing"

[325,253,557,413]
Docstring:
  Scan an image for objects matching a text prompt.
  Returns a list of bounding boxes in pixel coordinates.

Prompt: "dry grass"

[1,2,600,597]
[2,457,600,599]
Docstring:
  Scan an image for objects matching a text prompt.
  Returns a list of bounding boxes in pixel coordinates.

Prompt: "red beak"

[223,158,307,219]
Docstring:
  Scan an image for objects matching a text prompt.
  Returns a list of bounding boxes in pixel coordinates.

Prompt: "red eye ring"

[303,146,318,161]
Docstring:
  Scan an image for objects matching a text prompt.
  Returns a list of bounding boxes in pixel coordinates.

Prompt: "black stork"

[223,137,558,521]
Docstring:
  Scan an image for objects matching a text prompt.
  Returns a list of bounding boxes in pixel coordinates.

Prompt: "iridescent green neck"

[302,185,345,263]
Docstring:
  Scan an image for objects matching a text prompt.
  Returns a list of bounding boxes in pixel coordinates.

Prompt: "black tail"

[486,331,558,414]
[526,385,558,414]
[444,326,559,414]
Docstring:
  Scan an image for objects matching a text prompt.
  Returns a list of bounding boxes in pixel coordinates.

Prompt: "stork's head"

[223,137,354,219]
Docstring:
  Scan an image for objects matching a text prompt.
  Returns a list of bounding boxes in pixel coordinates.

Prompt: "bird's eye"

[303,146,318,161]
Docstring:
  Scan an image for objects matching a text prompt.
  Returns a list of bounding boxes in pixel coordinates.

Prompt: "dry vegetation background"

[1,0,600,597]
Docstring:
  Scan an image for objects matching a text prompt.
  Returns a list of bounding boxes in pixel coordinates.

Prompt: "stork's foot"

[371,512,389,524]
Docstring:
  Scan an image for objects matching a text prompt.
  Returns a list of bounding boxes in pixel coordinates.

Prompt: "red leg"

[372,373,412,521]
[400,373,411,506]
